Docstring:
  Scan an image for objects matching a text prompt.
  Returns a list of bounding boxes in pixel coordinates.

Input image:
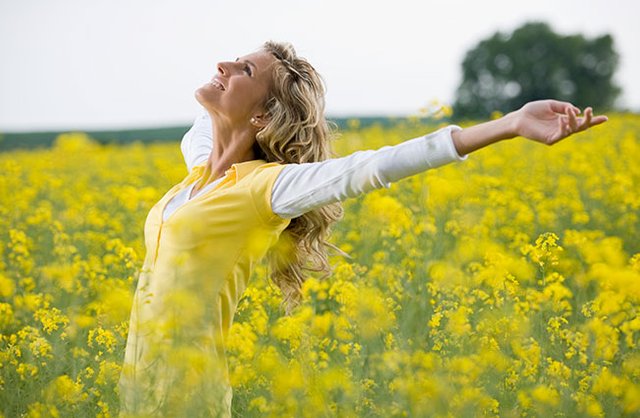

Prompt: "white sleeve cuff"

[421,124,468,168]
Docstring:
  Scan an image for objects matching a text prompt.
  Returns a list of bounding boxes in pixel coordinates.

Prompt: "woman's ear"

[250,112,270,128]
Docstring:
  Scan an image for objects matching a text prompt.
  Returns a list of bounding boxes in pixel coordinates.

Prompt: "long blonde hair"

[254,41,349,315]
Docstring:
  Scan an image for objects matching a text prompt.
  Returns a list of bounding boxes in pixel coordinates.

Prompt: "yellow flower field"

[0,114,639,417]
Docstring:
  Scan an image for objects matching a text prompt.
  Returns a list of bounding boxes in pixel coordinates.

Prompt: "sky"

[1,0,638,132]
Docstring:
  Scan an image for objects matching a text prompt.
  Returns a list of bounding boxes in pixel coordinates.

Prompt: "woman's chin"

[194,88,213,108]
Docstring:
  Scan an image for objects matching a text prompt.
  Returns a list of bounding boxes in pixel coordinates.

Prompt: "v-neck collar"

[192,159,268,185]
[186,176,220,201]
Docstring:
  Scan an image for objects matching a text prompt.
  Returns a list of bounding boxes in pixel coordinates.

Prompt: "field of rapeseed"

[1,113,639,417]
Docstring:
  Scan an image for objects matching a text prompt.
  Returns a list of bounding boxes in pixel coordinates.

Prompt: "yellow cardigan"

[118,160,291,417]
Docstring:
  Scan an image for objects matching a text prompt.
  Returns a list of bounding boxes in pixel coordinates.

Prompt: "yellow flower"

[428,311,443,329]
[343,285,395,339]
[512,338,542,378]
[255,345,284,375]
[248,395,269,413]
[446,306,473,337]
[522,232,564,269]
[271,307,309,351]
[359,194,412,238]
[546,357,572,383]
[95,360,121,386]
[531,384,560,407]
[87,327,117,354]
[623,383,640,414]
[25,402,60,418]
[0,303,14,330]
[271,359,305,399]
[17,362,39,380]
[33,307,69,335]
[53,132,99,152]
[227,321,257,360]
[311,312,332,336]
[592,367,624,396]
[44,374,86,405]
[587,318,620,361]
[0,273,15,298]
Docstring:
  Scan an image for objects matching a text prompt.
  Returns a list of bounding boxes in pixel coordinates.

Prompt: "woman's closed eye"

[235,58,253,76]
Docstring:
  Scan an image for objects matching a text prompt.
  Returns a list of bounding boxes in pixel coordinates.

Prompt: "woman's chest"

[144,186,261,257]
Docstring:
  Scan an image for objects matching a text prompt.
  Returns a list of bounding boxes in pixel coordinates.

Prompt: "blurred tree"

[452,22,621,119]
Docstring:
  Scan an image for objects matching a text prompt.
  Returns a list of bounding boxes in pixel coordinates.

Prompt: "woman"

[118,41,607,417]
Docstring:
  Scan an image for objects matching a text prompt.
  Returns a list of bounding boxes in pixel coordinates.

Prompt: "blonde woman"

[117,41,608,417]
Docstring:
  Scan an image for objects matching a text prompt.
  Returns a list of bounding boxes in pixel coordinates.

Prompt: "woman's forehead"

[238,50,276,71]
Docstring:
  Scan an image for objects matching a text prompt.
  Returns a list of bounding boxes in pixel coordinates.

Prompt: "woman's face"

[195,50,276,125]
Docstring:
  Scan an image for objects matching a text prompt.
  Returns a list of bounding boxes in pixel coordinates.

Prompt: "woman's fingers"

[582,107,593,130]
[558,115,570,139]
[583,107,609,127]
[568,107,579,131]
[591,115,609,125]
[548,99,580,115]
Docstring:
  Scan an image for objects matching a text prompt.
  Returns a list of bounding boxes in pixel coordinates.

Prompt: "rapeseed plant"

[0,115,638,416]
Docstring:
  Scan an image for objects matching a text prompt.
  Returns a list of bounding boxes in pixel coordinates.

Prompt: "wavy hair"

[253,41,350,316]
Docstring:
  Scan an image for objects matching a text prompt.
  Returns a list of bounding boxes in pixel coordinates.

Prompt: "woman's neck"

[194,113,258,192]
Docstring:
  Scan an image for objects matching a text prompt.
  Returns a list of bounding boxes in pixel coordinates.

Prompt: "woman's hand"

[513,99,608,145]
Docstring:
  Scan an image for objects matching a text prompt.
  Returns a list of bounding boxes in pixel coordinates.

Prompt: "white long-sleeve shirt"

[164,111,468,222]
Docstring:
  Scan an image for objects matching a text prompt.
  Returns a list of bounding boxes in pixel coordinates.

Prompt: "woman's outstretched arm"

[270,99,608,220]
[180,109,213,173]
[270,125,466,219]
[450,99,608,156]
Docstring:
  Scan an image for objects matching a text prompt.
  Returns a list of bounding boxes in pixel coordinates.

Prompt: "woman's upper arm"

[181,110,213,172]
[270,125,467,219]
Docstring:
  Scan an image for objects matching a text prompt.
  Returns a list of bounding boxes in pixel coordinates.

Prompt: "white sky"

[1,0,638,132]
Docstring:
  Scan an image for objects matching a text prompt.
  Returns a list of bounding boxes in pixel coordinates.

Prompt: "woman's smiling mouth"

[209,78,225,91]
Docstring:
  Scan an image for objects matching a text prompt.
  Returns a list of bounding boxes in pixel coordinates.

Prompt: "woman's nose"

[217,62,227,76]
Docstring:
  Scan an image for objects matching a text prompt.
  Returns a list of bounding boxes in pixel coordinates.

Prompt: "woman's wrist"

[451,110,520,156]
[503,109,521,138]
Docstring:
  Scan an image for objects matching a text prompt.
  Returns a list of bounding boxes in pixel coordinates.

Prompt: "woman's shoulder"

[245,160,287,177]
[227,159,284,184]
